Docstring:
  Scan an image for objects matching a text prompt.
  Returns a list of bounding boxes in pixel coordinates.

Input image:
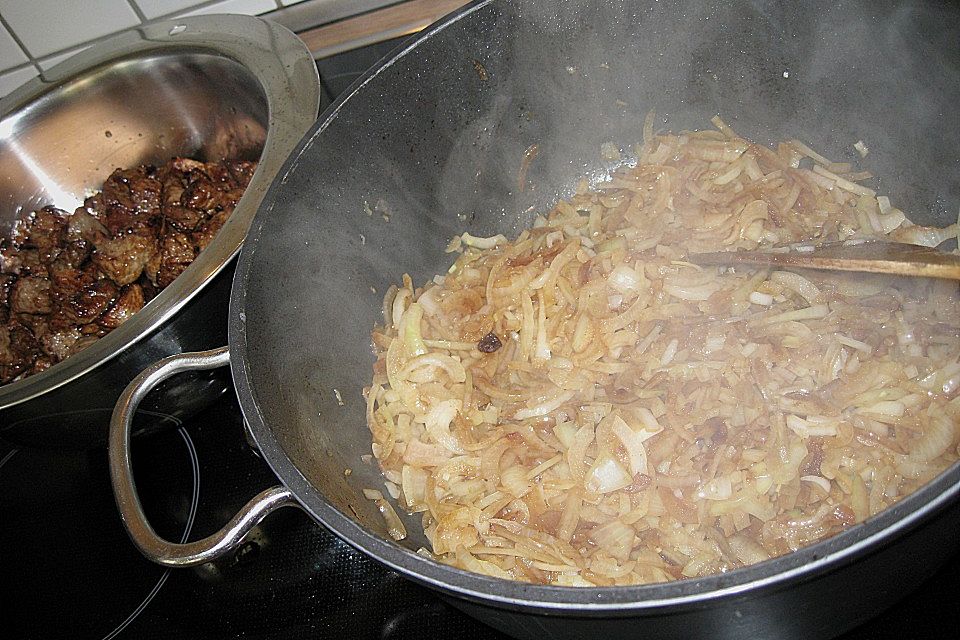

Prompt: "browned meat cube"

[82,192,105,219]
[137,274,159,303]
[0,321,41,383]
[1,243,47,276]
[49,266,97,307]
[191,208,231,253]
[155,231,195,288]
[58,278,118,325]
[30,355,52,374]
[10,275,52,314]
[183,177,220,211]
[227,160,257,187]
[40,325,81,361]
[170,157,208,174]
[99,283,145,329]
[67,209,109,245]
[101,166,163,236]
[164,204,205,231]
[15,311,48,337]
[160,172,185,204]
[10,206,69,262]
[0,273,14,308]
[91,233,157,286]
[102,166,162,214]
[50,240,93,276]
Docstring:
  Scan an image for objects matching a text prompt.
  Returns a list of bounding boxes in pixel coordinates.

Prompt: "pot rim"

[0,13,320,409]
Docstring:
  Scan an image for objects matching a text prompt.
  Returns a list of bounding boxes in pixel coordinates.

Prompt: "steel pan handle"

[109,346,296,567]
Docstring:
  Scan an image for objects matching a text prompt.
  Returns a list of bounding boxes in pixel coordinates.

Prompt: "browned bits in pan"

[477,331,502,353]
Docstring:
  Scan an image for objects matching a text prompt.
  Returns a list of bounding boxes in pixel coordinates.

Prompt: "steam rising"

[430,0,958,236]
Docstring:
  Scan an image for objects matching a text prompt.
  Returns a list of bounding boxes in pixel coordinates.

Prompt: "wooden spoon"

[689,241,960,280]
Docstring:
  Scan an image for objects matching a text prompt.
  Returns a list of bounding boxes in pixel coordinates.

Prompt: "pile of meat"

[0,157,257,384]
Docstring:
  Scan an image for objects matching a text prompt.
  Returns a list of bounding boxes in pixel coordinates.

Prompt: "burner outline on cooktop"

[101,426,200,640]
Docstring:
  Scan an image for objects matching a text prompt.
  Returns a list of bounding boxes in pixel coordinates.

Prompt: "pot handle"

[109,346,296,567]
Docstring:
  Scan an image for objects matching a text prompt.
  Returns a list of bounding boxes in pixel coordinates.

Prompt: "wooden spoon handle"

[689,241,960,280]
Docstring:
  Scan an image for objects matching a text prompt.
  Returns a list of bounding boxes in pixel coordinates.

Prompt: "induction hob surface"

[3,37,959,640]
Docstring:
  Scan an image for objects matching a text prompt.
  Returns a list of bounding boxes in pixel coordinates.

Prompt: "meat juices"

[0,157,257,384]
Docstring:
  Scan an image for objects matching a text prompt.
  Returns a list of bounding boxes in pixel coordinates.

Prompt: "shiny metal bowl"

[0,15,320,448]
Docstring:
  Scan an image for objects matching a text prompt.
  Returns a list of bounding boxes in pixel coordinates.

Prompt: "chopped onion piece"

[585,455,633,493]
[771,271,822,305]
[612,417,650,476]
[424,399,464,454]
[801,475,832,493]
[514,390,575,420]
[609,264,643,293]
[697,476,732,500]
[460,232,507,249]
[749,291,774,306]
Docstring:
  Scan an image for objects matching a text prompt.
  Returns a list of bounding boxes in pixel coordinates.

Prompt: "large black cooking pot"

[110,1,960,638]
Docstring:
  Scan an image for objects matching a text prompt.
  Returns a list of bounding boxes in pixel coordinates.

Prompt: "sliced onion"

[398,302,428,356]
[424,399,465,454]
[758,304,829,325]
[697,476,733,501]
[585,455,633,493]
[401,465,429,510]
[461,232,507,249]
[455,547,512,579]
[609,264,643,293]
[534,289,552,361]
[890,223,959,247]
[513,390,575,420]
[749,291,774,306]
[771,271,822,305]
[800,475,831,493]
[400,353,466,383]
[728,535,770,565]
[589,520,635,562]
[403,439,452,467]
[612,416,649,476]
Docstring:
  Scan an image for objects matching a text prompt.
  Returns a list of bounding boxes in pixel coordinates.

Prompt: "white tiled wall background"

[0,0,309,97]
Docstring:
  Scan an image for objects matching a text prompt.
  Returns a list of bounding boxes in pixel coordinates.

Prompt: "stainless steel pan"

[0,15,319,448]
[110,1,960,637]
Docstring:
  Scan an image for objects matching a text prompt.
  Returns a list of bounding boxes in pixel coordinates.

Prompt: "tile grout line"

[148,0,260,22]
[0,12,42,75]
[2,0,298,79]
[126,0,149,23]
[9,0,280,73]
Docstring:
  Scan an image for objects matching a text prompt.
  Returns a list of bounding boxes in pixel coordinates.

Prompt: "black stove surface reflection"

[1,396,501,640]
[2,392,959,640]
[4,36,960,640]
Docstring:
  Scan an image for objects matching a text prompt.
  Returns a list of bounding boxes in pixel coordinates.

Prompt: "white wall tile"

[134,0,208,20]
[179,0,277,17]
[0,23,28,71]
[0,0,139,58]
[0,64,37,98]
[38,46,90,71]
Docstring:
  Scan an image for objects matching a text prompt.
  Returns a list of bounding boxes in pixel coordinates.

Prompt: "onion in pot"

[362,119,960,586]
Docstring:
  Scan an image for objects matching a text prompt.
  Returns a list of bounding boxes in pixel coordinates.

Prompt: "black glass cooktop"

[3,36,959,640]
